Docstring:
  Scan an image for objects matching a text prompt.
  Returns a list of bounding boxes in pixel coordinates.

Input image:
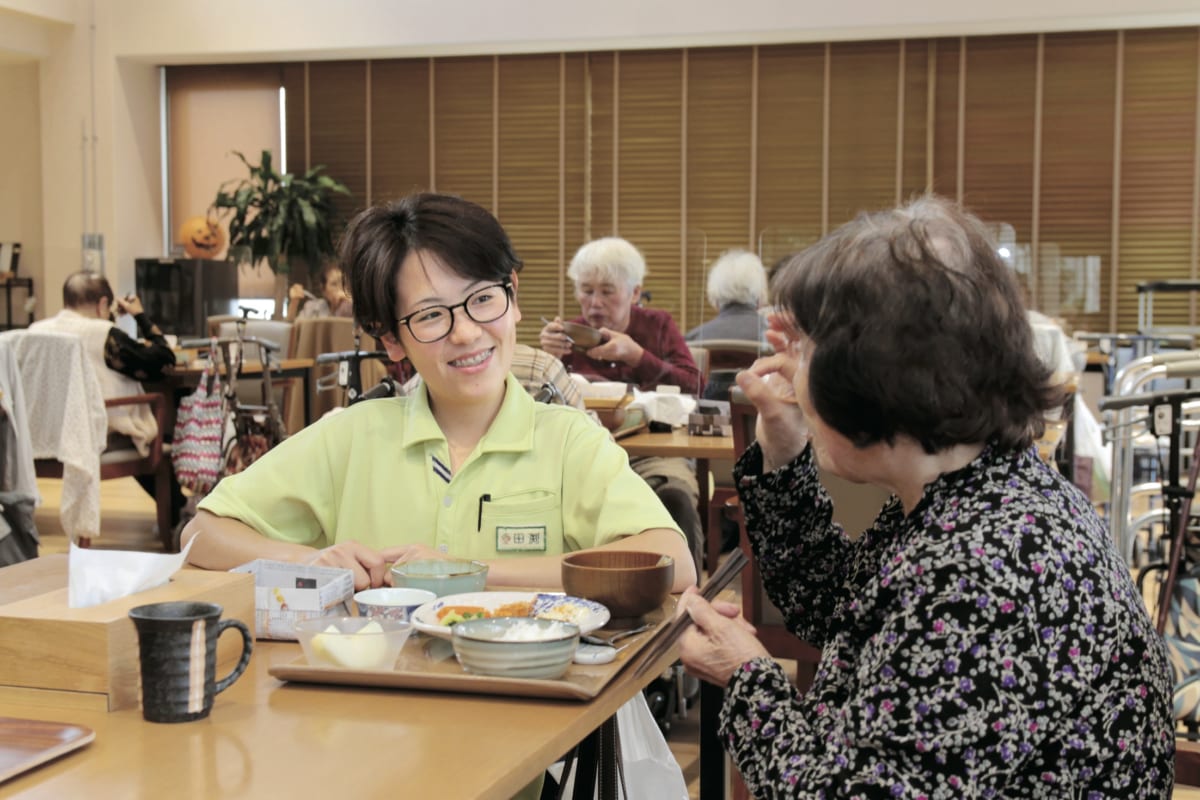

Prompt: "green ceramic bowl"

[390,559,489,597]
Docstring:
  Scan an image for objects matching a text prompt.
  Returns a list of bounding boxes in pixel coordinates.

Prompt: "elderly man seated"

[32,272,184,527]
[540,236,706,572]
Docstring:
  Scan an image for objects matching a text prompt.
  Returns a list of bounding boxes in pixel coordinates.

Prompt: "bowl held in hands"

[561,321,606,353]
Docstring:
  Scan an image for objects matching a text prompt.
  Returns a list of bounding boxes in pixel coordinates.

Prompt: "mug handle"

[213,619,254,695]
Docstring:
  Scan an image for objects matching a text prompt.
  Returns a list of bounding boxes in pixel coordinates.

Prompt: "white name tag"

[496,526,548,552]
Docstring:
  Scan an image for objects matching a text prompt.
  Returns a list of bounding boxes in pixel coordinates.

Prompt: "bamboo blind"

[168,25,1200,336]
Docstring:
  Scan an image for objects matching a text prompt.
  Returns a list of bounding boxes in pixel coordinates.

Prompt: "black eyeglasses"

[395,282,513,343]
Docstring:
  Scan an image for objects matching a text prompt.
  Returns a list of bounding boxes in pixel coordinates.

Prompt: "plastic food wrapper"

[230,558,355,640]
[67,536,196,608]
[549,693,688,799]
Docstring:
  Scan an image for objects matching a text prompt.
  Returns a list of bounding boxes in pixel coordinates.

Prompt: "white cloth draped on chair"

[0,329,108,541]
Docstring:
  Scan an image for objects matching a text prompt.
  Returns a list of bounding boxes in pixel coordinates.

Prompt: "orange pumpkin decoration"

[178,215,227,259]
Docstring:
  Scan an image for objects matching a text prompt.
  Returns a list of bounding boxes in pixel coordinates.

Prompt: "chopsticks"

[631,548,749,679]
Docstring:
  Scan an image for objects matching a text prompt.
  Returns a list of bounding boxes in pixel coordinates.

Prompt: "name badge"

[496,526,548,552]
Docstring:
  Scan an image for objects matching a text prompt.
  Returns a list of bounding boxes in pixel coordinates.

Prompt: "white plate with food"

[410,591,610,639]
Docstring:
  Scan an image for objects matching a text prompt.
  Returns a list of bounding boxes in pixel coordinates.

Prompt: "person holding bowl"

[539,236,706,572]
[677,196,1173,797]
[181,193,696,595]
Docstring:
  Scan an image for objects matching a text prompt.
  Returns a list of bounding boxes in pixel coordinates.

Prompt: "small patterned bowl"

[353,587,438,621]
[451,617,580,680]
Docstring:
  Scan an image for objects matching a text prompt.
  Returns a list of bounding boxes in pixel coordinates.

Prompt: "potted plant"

[211,149,351,316]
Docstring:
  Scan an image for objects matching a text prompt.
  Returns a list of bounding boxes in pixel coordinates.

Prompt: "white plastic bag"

[550,693,689,800]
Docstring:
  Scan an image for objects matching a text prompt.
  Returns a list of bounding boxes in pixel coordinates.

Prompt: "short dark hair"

[62,271,114,309]
[772,195,1062,453]
[342,193,523,339]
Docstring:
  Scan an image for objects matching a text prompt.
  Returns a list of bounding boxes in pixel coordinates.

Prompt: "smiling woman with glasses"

[182,189,696,616]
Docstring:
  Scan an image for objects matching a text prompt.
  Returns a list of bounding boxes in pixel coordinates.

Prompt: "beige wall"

[0,62,42,317]
[167,65,281,298]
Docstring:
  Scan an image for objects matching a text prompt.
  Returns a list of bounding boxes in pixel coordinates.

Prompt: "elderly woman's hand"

[588,328,644,366]
[736,366,809,472]
[677,587,769,687]
[539,316,572,357]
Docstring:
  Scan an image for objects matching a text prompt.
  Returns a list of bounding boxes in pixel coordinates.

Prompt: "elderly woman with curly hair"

[678,195,1174,798]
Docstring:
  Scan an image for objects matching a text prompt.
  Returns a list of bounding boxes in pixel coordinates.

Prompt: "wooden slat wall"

[755,44,826,267]
[961,36,1038,254]
[432,56,495,209]
[685,47,754,330]
[1040,32,1118,331]
[931,39,963,201]
[899,40,932,201]
[307,61,368,238]
[370,59,431,204]
[1118,28,1200,330]
[828,41,902,229]
[497,53,565,342]
[169,24,1200,338]
[613,50,685,322]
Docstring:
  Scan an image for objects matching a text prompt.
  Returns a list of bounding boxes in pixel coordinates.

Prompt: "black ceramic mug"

[128,601,253,723]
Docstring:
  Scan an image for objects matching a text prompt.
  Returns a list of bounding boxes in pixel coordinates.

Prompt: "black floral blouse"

[723,442,1174,799]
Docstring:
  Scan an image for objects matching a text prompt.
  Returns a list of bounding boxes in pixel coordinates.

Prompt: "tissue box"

[230,559,355,641]
[0,556,253,712]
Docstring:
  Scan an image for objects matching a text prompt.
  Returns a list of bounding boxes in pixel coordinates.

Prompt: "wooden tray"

[270,600,672,701]
[0,717,95,783]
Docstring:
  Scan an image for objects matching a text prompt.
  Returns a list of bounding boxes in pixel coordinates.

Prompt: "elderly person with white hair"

[685,248,768,344]
[540,236,705,572]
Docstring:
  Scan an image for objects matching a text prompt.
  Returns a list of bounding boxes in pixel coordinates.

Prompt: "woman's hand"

[588,328,644,366]
[288,283,307,303]
[677,588,769,687]
[303,541,392,590]
[539,316,572,357]
[737,371,808,473]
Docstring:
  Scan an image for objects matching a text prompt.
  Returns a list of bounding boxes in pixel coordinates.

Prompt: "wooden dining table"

[0,566,682,799]
[151,356,317,434]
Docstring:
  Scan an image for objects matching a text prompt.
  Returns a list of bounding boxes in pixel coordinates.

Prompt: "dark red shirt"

[561,305,702,393]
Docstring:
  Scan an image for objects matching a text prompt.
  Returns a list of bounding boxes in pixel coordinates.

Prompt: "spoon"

[573,641,633,665]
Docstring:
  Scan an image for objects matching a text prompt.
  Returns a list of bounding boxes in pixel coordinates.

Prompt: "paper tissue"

[0,544,253,711]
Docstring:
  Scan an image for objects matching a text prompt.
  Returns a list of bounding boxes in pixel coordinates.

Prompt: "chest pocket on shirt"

[480,490,563,555]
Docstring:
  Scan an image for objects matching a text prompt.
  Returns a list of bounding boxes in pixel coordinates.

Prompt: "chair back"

[687,345,710,396]
[288,317,389,430]
[216,319,294,361]
[693,338,771,372]
[691,338,770,401]
[1,329,108,541]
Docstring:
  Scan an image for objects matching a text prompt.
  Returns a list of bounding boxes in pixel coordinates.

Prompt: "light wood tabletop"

[0,570,680,799]
[616,429,734,461]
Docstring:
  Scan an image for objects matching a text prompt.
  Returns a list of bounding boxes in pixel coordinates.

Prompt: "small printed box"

[689,398,732,436]
[230,559,355,641]
[688,413,732,436]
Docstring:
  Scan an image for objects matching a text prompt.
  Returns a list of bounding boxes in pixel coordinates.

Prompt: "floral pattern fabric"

[723,442,1174,799]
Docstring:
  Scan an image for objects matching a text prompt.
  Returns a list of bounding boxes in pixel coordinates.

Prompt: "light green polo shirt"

[198,374,682,557]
